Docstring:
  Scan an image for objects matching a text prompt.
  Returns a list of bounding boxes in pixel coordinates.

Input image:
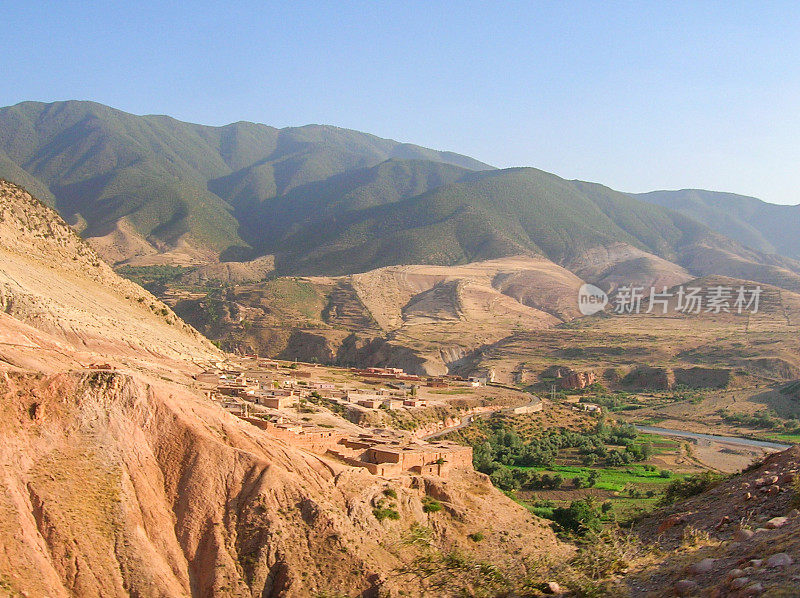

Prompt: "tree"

[641,441,653,461]
[520,470,541,490]
[472,442,495,473]
[606,450,625,466]
[511,468,530,486]
[489,467,519,491]
[552,499,602,535]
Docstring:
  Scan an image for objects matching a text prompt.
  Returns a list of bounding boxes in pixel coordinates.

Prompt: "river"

[635,425,791,450]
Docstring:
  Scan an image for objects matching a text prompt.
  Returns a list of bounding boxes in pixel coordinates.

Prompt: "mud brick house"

[327,436,473,477]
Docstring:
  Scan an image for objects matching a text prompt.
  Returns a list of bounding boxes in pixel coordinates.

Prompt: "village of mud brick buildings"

[194,359,477,478]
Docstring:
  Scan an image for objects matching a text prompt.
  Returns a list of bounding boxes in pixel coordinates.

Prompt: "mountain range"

[5,101,800,597]
[1,100,798,284]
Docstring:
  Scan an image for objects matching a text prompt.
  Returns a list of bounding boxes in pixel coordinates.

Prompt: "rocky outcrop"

[622,366,732,390]
[336,334,447,376]
[558,369,597,390]
[278,329,343,364]
[544,366,597,390]
[623,366,676,390]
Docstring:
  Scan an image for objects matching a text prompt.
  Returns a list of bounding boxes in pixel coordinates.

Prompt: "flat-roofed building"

[258,395,297,409]
[357,398,383,409]
[403,399,428,407]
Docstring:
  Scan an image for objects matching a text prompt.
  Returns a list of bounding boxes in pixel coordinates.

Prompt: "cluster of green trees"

[471,419,653,491]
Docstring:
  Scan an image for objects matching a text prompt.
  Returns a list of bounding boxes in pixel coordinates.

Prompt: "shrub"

[582,453,598,466]
[606,450,626,466]
[383,488,398,499]
[422,497,443,513]
[569,527,643,578]
[467,532,485,542]
[661,471,722,505]
[552,499,602,535]
[791,475,800,508]
[373,507,400,521]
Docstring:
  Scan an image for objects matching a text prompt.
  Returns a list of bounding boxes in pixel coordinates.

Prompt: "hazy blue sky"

[3,1,799,205]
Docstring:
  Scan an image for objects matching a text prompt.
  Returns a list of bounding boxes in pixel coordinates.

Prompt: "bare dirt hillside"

[348,256,584,329]
[0,180,220,368]
[566,242,694,293]
[461,274,800,387]
[169,256,586,374]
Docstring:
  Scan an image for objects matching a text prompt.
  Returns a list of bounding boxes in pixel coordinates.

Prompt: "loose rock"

[543,581,562,594]
[729,577,750,590]
[687,558,715,575]
[674,579,699,596]
[743,582,763,596]
[733,529,754,542]
[765,516,788,529]
[658,513,686,533]
[765,552,793,568]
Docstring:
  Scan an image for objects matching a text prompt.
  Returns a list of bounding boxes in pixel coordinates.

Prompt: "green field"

[636,433,681,455]
[513,463,676,493]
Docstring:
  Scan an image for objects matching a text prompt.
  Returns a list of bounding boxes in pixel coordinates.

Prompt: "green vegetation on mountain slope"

[230,158,472,252]
[637,188,800,260]
[271,168,719,275]
[0,100,490,261]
